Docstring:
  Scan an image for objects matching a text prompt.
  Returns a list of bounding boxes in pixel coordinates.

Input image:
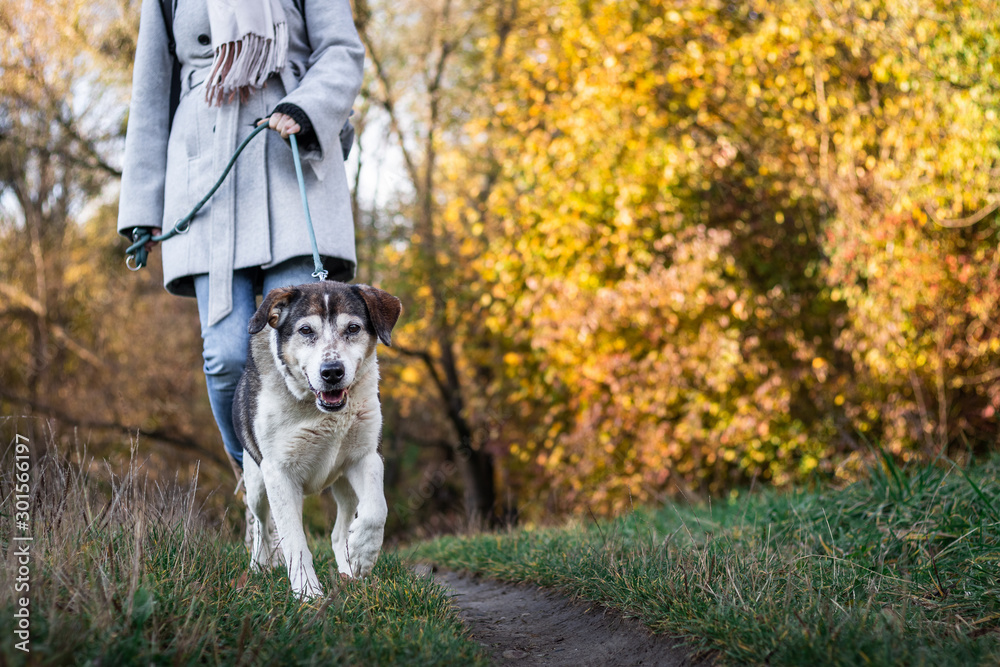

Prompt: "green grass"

[413,453,1000,666]
[0,449,487,666]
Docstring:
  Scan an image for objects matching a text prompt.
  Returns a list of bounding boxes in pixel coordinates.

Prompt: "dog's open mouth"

[317,388,348,411]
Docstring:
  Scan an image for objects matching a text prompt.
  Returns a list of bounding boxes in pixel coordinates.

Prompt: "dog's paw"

[249,546,269,572]
[267,545,284,569]
[250,541,282,571]
[294,581,325,601]
[345,519,384,578]
[289,570,324,600]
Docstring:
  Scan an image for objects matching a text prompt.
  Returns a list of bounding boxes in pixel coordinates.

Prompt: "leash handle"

[289,133,328,281]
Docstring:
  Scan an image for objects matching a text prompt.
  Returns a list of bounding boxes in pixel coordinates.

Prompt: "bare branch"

[0,389,226,466]
[391,343,451,402]
[928,197,1000,229]
[354,0,421,186]
[0,282,107,369]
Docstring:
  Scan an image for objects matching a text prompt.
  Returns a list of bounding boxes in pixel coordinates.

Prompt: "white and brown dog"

[233,281,401,599]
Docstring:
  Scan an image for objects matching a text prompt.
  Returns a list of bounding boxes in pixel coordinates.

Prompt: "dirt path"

[431,570,704,666]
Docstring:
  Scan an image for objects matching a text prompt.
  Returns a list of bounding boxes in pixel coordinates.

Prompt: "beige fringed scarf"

[205,0,288,106]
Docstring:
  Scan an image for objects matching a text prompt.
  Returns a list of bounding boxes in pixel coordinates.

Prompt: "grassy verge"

[0,444,487,666]
[413,454,1000,666]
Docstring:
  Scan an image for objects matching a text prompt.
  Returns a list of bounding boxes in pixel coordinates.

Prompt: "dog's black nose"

[320,361,346,383]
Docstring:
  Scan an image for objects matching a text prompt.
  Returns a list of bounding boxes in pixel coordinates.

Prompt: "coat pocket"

[174,87,216,212]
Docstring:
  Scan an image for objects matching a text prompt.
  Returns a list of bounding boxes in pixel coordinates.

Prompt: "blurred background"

[1,0,998,539]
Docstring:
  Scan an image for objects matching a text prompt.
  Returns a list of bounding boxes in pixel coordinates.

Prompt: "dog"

[233,281,401,599]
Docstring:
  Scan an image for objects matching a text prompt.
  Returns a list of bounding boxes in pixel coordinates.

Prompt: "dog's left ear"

[248,287,297,334]
[353,284,402,346]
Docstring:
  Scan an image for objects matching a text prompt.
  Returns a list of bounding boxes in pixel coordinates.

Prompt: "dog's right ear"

[248,287,297,334]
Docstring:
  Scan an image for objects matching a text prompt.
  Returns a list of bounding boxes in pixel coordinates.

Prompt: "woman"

[117,0,365,474]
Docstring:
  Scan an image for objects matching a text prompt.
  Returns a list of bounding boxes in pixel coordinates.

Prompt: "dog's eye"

[346,323,361,335]
[298,325,313,336]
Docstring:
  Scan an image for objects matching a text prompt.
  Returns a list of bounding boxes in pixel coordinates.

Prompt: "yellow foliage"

[366,0,1000,518]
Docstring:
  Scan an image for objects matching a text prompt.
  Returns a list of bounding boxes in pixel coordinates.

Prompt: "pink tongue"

[322,389,346,404]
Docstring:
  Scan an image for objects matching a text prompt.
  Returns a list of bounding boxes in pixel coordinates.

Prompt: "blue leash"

[288,133,327,281]
[126,120,328,281]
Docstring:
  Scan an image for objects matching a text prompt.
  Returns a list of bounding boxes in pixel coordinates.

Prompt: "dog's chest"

[253,388,368,491]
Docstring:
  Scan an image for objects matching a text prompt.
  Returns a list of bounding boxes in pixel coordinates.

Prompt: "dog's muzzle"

[315,361,349,411]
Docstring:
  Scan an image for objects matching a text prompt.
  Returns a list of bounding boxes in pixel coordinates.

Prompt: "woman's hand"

[258,113,301,138]
[137,227,161,251]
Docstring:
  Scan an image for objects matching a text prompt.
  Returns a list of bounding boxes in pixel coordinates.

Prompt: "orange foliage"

[405,0,1000,513]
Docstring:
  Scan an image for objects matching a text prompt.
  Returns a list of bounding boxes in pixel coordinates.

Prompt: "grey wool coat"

[118,0,364,326]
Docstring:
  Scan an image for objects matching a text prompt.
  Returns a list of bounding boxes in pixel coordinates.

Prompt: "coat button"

[198,34,211,46]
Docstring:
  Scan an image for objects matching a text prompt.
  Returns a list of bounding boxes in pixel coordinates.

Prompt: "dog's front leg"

[244,458,282,570]
[330,477,358,578]
[245,461,270,571]
[343,451,387,579]
[260,460,323,599]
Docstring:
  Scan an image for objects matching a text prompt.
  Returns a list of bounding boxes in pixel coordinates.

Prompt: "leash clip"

[312,269,329,281]
[126,227,151,271]
[173,217,192,234]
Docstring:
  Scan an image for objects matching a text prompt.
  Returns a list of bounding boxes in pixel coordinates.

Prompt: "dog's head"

[248,282,402,413]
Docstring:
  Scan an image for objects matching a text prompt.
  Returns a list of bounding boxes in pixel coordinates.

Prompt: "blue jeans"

[194,258,318,468]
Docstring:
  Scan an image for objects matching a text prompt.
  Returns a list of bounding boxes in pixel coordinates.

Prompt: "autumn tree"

[0,0,225,473]
[353,0,519,524]
[423,0,1000,512]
